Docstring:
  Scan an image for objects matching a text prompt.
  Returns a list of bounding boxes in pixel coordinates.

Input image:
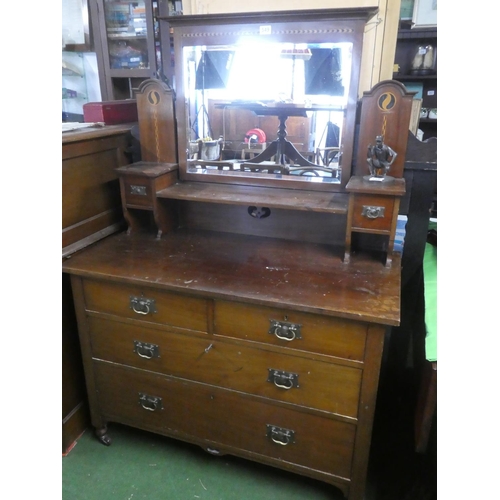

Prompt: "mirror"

[168,10,373,190]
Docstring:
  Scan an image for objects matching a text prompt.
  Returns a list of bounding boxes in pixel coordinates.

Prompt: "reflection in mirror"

[183,42,353,183]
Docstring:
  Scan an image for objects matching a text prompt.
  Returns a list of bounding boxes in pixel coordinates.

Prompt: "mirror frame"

[165,8,377,191]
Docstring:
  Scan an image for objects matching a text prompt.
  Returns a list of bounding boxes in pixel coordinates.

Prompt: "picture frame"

[412,0,437,28]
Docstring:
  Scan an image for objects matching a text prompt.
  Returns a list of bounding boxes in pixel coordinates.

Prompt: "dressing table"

[62,9,408,500]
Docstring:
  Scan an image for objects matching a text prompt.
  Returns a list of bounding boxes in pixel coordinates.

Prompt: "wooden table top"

[63,229,401,326]
[62,123,136,144]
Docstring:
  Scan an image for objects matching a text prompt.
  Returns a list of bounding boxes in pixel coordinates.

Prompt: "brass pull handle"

[134,340,160,359]
[133,303,149,315]
[274,378,293,390]
[361,205,385,219]
[266,425,295,446]
[267,369,299,390]
[268,320,302,341]
[138,393,163,412]
[130,296,157,316]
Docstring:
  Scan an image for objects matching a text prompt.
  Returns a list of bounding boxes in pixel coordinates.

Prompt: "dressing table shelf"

[157,181,348,214]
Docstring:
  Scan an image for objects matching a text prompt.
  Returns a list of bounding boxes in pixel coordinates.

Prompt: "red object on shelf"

[244,128,266,144]
[83,100,138,124]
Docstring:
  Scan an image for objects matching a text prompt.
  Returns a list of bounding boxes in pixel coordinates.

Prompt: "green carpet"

[62,423,341,499]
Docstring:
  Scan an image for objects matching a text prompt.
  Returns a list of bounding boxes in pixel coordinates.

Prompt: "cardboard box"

[83,100,138,125]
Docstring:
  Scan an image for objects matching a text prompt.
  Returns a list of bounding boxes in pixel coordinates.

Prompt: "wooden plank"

[157,182,348,214]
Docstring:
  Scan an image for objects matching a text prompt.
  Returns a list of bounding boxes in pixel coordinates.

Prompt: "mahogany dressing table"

[62,9,412,500]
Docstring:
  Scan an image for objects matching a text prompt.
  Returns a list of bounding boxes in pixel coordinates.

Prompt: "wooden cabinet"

[393,23,437,139]
[62,9,407,499]
[64,229,400,499]
[62,124,132,453]
[89,0,176,100]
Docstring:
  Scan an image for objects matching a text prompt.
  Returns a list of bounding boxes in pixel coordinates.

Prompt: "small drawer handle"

[130,295,157,315]
[133,340,160,359]
[266,424,295,446]
[130,184,147,196]
[138,393,163,412]
[269,320,302,341]
[267,369,299,390]
[361,205,385,219]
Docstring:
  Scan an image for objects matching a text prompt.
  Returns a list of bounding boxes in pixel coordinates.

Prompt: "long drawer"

[215,300,367,362]
[82,279,209,332]
[94,360,356,481]
[89,316,362,418]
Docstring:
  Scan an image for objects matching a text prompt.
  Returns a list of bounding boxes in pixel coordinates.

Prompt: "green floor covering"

[62,423,343,500]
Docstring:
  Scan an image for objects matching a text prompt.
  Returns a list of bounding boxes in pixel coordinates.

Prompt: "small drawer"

[351,194,394,232]
[94,360,356,480]
[89,317,361,417]
[82,279,208,333]
[214,300,367,361]
[121,174,155,208]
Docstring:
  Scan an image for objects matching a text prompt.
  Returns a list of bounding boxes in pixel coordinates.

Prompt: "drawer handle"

[267,369,299,390]
[266,424,295,446]
[138,393,163,412]
[130,184,147,196]
[130,295,157,315]
[269,320,302,341]
[133,340,160,359]
[361,205,385,219]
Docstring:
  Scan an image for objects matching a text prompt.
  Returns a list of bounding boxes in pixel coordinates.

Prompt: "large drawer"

[89,317,362,417]
[214,300,367,361]
[82,279,208,333]
[94,360,356,481]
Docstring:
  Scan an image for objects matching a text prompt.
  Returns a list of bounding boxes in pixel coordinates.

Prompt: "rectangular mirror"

[167,9,376,191]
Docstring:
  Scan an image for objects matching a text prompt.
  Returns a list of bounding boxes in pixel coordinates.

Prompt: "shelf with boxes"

[90,0,183,101]
[393,24,437,140]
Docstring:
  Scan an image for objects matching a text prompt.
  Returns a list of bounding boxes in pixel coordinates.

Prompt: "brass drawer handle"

[361,205,385,219]
[266,424,295,446]
[268,320,302,341]
[138,393,163,412]
[133,340,160,359]
[267,369,299,390]
[130,295,157,315]
[130,184,147,196]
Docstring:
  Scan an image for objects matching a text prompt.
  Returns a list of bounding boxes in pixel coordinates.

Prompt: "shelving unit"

[393,23,437,139]
[89,0,181,101]
[62,51,91,122]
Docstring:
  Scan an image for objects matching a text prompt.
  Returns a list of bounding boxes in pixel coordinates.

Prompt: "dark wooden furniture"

[344,80,417,267]
[115,78,179,238]
[63,230,401,500]
[390,132,437,454]
[208,99,311,157]
[63,9,408,500]
[168,8,376,191]
[88,0,176,100]
[62,123,133,453]
[62,123,134,256]
[213,102,339,172]
[393,22,437,140]
[344,176,405,267]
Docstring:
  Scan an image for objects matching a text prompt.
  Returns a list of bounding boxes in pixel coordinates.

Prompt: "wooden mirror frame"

[164,8,378,192]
